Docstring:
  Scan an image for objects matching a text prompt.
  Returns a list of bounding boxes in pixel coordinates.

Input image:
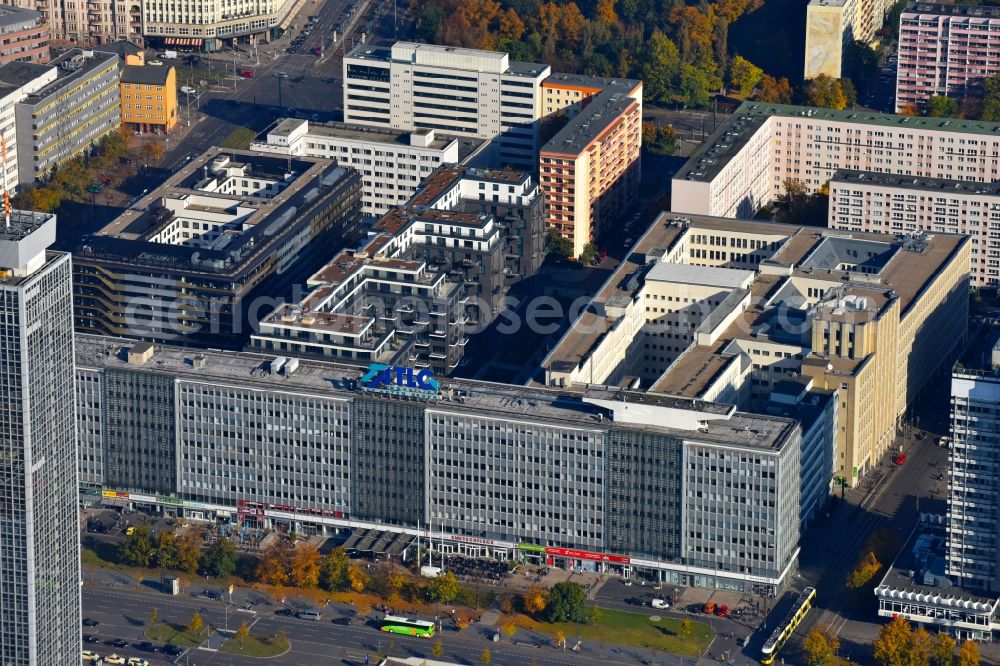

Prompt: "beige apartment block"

[14,0,134,46]
[829,170,1000,287]
[540,213,970,486]
[672,102,1000,219]
[804,0,892,79]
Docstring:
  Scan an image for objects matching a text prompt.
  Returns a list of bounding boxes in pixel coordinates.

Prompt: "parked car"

[135,642,158,653]
[83,618,100,627]
[147,60,163,66]
[84,634,100,644]
[240,70,255,78]
[109,639,130,649]
[180,86,196,95]
[296,610,321,621]
[128,658,150,666]
[163,644,184,656]
[82,651,101,662]
[651,599,669,609]
[331,617,351,625]
[895,453,908,465]
[104,655,126,665]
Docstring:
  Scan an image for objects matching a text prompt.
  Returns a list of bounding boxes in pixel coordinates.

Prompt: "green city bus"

[379,615,436,638]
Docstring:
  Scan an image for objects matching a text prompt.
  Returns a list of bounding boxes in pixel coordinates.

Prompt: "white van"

[651,599,669,609]
[420,565,442,578]
[296,610,321,621]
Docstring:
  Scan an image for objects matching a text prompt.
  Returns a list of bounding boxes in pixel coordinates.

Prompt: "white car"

[180,86,196,95]
[128,658,150,666]
[82,651,101,662]
[104,655,126,665]
[148,60,163,66]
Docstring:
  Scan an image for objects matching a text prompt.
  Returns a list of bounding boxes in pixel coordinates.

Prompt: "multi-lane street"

[82,585,683,666]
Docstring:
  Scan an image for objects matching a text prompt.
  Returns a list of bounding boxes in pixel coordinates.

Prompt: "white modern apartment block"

[0,61,58,192]
[672,102,1000,219]
[896,3,1000,112]
[250,119,487,217]
[949,342,1000,596]
[343,42,550,171]
[829,170,1000,287]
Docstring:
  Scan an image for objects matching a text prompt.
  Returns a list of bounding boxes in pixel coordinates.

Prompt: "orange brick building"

[539,75,643,259]
[120,64,177,133]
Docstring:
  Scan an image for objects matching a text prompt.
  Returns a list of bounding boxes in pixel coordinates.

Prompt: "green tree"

[639,31,681,104]
[956,640,979,666]
[148,608,159,625]
[427,571,460,603]
[805,74,848,110]
[773,179,829,226]
[432,639,444,657]
[119,523,155,567]
[200,537,238,579]
[546,228,573,259]
[728,54,763,97]
[189,611,204,635]
[319,547,350,591]
[545,581,589,623]
[643,121,678,155]
[979,73,1000,121]
[925,95,958,118]
[580,242,598,264]
[930,632,955,666]
[678,63,712,108]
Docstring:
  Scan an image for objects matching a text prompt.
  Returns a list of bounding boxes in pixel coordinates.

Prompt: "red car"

[240,70,255,78]
[895,453,907,465]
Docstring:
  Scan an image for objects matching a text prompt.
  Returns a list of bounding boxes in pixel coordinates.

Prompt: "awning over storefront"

[163,37,203,46]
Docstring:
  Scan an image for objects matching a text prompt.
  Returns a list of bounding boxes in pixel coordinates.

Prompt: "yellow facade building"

[120,64,176,133]
[540,214,971,488]
[538,74,643,259]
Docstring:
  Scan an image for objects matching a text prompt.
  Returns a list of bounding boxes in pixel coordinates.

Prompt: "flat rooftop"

[646,262,754,288]
[675,102,1000,183]
[347,42,549,79]
[876,521,999,609]
[540,75,641,156]
[75,333,798,450]
[832,169,1000,197]
[79,148,351,276]
[904,1,1000,18]
[0,5,41,28]
[0,210,53,243]
[540,211,968,382]
[22,49,118,105]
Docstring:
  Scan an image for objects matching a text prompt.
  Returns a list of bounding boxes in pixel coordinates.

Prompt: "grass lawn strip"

[219,633,290,657]
[221,127,257,149]
[144,622,210,648]
[513,608,713,657]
